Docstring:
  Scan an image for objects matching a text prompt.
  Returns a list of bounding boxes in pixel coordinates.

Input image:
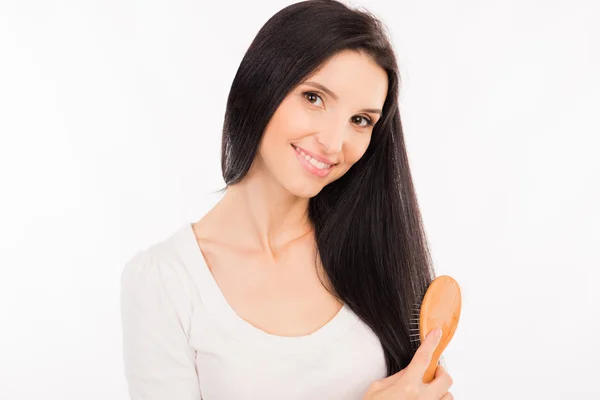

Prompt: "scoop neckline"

[176,222,360,354]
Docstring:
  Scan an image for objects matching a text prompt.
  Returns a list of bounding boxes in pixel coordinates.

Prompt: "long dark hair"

[220,0,434,375]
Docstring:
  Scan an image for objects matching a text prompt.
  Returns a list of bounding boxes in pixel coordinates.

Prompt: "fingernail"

[435,328,443,339]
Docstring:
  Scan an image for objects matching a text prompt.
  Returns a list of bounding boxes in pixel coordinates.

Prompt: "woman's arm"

[120,250,201,399]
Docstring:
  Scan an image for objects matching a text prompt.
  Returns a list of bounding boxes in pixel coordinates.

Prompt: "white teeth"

[294,146,331,170]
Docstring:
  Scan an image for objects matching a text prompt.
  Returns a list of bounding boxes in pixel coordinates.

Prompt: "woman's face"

[254,49,389,199]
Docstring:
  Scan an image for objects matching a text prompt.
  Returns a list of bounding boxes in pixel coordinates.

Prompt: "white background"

[1,0,598,399]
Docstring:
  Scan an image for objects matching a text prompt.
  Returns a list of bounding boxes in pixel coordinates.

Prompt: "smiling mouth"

[291,144,335,170]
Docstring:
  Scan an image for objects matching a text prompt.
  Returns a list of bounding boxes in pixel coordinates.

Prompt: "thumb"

[375,367,406,390]
[406,328,443,377]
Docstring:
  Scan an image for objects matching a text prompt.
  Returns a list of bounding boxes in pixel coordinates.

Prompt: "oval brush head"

[411,275,462,383]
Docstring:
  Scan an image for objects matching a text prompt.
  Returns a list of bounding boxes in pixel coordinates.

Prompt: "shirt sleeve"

[120,250,201,399]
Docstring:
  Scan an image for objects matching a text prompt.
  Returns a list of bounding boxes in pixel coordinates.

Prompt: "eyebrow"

[303,81,382,115]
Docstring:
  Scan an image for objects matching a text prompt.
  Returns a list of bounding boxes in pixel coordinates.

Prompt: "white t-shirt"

[120,222,387,399]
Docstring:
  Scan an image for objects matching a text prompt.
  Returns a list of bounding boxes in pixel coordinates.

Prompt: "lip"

[292,144,334,178]
[291,144,337,165]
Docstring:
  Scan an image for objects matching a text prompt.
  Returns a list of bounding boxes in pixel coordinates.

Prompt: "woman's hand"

[363,328,454,400]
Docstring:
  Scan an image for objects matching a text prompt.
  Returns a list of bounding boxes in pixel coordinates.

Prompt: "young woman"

[121,1,454,399]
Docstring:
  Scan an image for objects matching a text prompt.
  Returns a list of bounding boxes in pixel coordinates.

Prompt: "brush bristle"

[410,303,446,366]
[409,302,422,351]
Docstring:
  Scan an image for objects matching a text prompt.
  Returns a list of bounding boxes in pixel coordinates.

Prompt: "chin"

[282,179,326,199]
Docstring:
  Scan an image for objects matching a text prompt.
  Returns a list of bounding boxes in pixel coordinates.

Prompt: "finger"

[390,368,406,383]
[434,364,448,379]
[377,368,406,388]
[406,328,443,377]
[427,365,453,398]
[440,391,454,400]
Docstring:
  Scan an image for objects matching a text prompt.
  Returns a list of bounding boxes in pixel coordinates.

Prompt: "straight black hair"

[221,0,434,375]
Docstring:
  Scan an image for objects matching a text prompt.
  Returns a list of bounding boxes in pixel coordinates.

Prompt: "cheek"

[345,135,372,165]
[260,117,290,158]
[330,136,371,180]
[263,101,311,145]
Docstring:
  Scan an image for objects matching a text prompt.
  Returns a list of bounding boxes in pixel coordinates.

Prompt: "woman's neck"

[210,168,313,259]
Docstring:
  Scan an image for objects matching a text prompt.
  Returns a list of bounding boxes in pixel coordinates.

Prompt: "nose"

[314,119,345,154]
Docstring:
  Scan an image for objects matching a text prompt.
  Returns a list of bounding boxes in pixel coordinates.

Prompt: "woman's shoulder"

[120,225,202,341]
[120,224,197,306]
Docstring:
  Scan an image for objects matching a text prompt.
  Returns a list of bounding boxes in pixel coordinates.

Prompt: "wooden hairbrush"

[410,275,462,383]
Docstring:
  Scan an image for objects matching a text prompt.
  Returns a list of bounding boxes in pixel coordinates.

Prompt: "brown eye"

[352,115,373,127]
[303,91,324,107]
